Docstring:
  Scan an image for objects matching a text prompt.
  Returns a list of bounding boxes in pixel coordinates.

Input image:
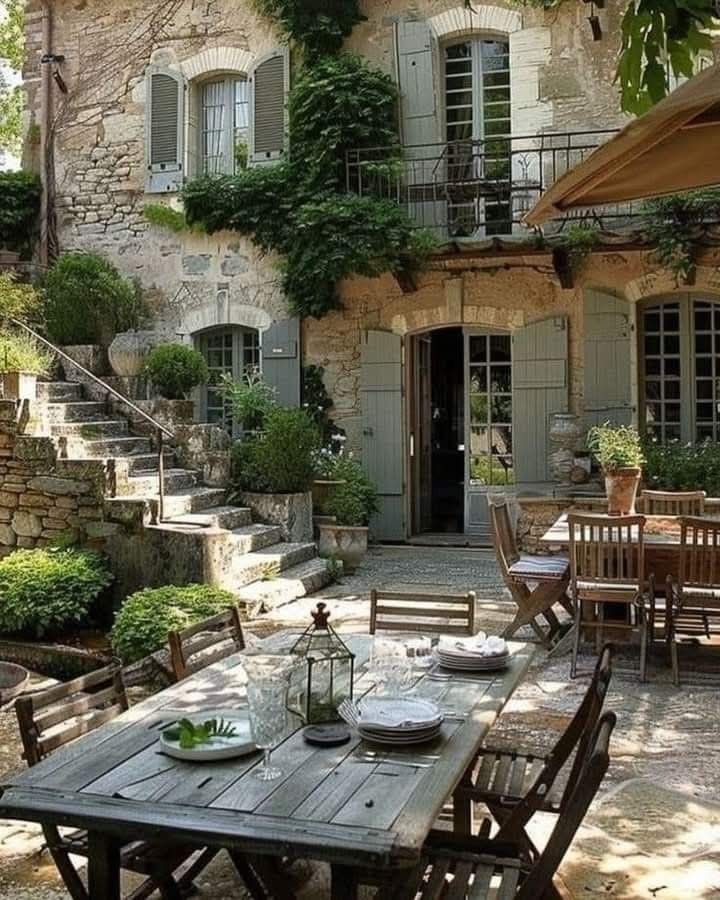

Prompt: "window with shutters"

[200,76,250,175]
[443,38,511,236]
[640,294,720,444]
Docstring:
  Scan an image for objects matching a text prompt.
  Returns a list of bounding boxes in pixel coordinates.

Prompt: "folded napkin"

[438,634,508,657]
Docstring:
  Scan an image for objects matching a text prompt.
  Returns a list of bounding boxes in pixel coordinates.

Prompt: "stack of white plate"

[436,635,509,672]
[357,697,443,745]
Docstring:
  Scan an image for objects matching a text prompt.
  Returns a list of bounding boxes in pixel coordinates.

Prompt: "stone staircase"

[35,380,333,614]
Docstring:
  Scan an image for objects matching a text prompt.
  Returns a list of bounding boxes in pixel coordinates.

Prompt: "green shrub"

[0,327,53,374]
[111,584,239,663]
[0,548,113,637]
[0,272,44,325]
[144,343,208,400]
[587,423,645,472]
[323,454,379,526]
[254,0,364,59]
[219,370,277,431]
[643,441,720,496]
[43,252,143,346]
[0,171,41,257]
[233,407,321,493]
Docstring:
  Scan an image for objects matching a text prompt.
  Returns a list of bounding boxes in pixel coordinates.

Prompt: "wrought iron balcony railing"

[346,130,645,238]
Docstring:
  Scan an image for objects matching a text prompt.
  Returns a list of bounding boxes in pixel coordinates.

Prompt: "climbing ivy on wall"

[183,16,434,320]
[253,0,364,60]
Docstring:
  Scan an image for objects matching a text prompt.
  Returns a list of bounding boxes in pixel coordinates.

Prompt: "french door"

[195,326,260,434]
[464,330,514,536]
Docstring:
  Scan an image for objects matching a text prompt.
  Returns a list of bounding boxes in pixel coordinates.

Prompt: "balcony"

[346,130,645,239]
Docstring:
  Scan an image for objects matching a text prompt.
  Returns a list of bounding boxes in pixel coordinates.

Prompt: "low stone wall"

[0,400,117,554]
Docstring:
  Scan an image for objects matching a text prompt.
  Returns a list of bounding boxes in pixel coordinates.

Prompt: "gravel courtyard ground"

[1,545,719,899]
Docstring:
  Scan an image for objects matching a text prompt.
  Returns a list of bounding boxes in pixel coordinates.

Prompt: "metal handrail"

[4,317,174,522]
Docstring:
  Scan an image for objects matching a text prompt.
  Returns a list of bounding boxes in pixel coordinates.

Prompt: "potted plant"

[233,407,321,543]
[312,444,348,514]
[143,343,208,427]
[318,456,379,572]
[0,328,52,400]
[587,423,645,515]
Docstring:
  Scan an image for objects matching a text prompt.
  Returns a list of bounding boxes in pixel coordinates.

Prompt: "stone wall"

[0,401,116,555]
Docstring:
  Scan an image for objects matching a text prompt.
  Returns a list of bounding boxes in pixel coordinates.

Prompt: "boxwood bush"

[111,584,239,664]
[144,344,209,400]
[643,440,720,496]
[0,548,113,637]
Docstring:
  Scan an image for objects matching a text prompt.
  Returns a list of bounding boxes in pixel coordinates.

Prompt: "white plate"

[159,710,257,762]
[437,659,509,672]
[359,727,442,746]
[359,719,443,737]
[358,696,441,730]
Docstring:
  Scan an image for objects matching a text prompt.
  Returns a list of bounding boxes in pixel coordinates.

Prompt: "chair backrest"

[489,498,520,584]
[15,661,128,767]
[168,605,245,682]
[369,589,476,636]
[517,711,616,899]
[568,513,645,591]
[641,489,706,517]
[678,516,720,591]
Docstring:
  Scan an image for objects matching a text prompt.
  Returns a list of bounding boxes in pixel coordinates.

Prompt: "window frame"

[197,73,249,176]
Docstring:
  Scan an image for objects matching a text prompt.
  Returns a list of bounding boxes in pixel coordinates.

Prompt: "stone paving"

[1,546,719,898]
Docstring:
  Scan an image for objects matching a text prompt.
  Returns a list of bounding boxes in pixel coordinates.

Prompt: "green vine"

[554,224,601,276]
[143,202,205,234]
[642,189,720,284]
[0,171,41,258]
[253,0,364,60]
[184,52,435,319]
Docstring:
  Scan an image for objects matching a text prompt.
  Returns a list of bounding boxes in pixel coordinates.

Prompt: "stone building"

[22,0,720,543]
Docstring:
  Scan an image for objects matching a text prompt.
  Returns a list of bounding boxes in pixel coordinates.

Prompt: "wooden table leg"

[331,864,359,900]
[452,765,474,834]
[87,831,120,900]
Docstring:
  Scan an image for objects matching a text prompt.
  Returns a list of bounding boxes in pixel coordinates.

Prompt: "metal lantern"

[287,602,355,724]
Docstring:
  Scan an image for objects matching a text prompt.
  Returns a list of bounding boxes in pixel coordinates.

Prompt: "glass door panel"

[196,327,260,434]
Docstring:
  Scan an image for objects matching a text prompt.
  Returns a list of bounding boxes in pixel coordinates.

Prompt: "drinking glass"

[369,638,412,695]
[247,678,288,781]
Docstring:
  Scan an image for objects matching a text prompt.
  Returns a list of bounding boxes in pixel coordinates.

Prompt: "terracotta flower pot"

[605,467,641,515]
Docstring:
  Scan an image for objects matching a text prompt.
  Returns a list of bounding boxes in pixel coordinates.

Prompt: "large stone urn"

[108,330,161,377]
[548,413,583,484]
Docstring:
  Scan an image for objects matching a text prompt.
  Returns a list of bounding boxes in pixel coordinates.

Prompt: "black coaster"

[302,724,352,747]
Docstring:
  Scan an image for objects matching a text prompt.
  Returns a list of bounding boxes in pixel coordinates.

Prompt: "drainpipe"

[39,0,53,267]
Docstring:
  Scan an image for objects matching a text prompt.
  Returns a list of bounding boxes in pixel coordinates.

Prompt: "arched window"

[640,294,720,443]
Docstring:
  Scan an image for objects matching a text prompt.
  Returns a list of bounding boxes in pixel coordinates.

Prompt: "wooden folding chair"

[14,661,225,900]
[640,489,706,516]
[379,712,617,900]
[489,499,573,648]
[453,645,612,860]
[568,513,652,681]
[666,515,720,684]
[369,588,476,636]
[168,605,245,682]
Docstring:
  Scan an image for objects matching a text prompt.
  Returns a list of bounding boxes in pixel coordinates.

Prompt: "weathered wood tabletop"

[0,632,533,900]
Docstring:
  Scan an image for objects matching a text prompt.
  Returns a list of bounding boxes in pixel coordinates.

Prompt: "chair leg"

[639,604,648,683]
[229,851,270,900]
[157,877,183,900]
[570,597,582,679]
[47,846,89,900]
[595,603,604,656]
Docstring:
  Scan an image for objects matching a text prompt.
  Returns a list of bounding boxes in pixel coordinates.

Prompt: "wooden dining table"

[0,631,533,900]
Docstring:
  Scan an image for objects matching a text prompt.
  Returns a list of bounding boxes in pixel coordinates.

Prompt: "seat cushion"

[509,555,569,581]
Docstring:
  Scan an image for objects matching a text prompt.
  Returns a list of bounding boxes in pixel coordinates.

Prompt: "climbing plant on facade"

[253,0,364,60]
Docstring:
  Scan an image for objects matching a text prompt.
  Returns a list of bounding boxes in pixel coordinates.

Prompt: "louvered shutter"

[145,67,185,193]
[249,48,289,165]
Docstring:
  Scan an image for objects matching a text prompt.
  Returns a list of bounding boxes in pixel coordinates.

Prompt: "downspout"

[39,0,53,267]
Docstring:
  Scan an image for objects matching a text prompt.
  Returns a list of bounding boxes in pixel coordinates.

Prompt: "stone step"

[230,524,284,554]
[36,381,83,402]
[166,505,253,530]
[63,436,153,457]
[236,558,334,614]
[230,542,318,588]
[156,488,228,517]
[127,452,176,474]
[51,419,129,439]
[43,401,109,423]
[119,468,198,496]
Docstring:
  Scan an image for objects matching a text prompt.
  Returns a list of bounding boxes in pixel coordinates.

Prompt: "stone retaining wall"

[0,401,116,555]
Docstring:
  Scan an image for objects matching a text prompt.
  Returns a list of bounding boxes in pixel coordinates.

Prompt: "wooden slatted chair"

[168,605,245,682]
[490,498,574,648]
[568,513,651,681]
[369,588,476,636]
[14,661,224,900]
[666,515,720,684]
[641,489,706,516]
[380,712,617,900]
[454,645,612,861]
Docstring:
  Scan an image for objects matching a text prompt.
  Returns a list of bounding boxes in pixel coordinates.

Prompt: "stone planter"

[311,479,346,515]
[318,523,368,573]
[60,344,108,379]
[1,371,37,401]
[108,330,161,377]
[240,490,313,543]
[605,467,641,515]
[132,398,194,433]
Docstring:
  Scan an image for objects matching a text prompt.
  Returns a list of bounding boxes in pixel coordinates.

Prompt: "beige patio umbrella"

[524,61,720,226]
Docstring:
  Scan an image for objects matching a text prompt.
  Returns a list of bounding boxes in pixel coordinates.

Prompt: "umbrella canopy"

[524,62,720,226]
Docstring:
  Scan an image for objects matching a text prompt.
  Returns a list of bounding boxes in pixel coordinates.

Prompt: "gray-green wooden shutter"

[395,21,444,232]
[145,67,185,193]
[262,318,300,407]
[361,330,404,541]
[512,317,569,486]
[583,289,632,429]
[250,48,289,166]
